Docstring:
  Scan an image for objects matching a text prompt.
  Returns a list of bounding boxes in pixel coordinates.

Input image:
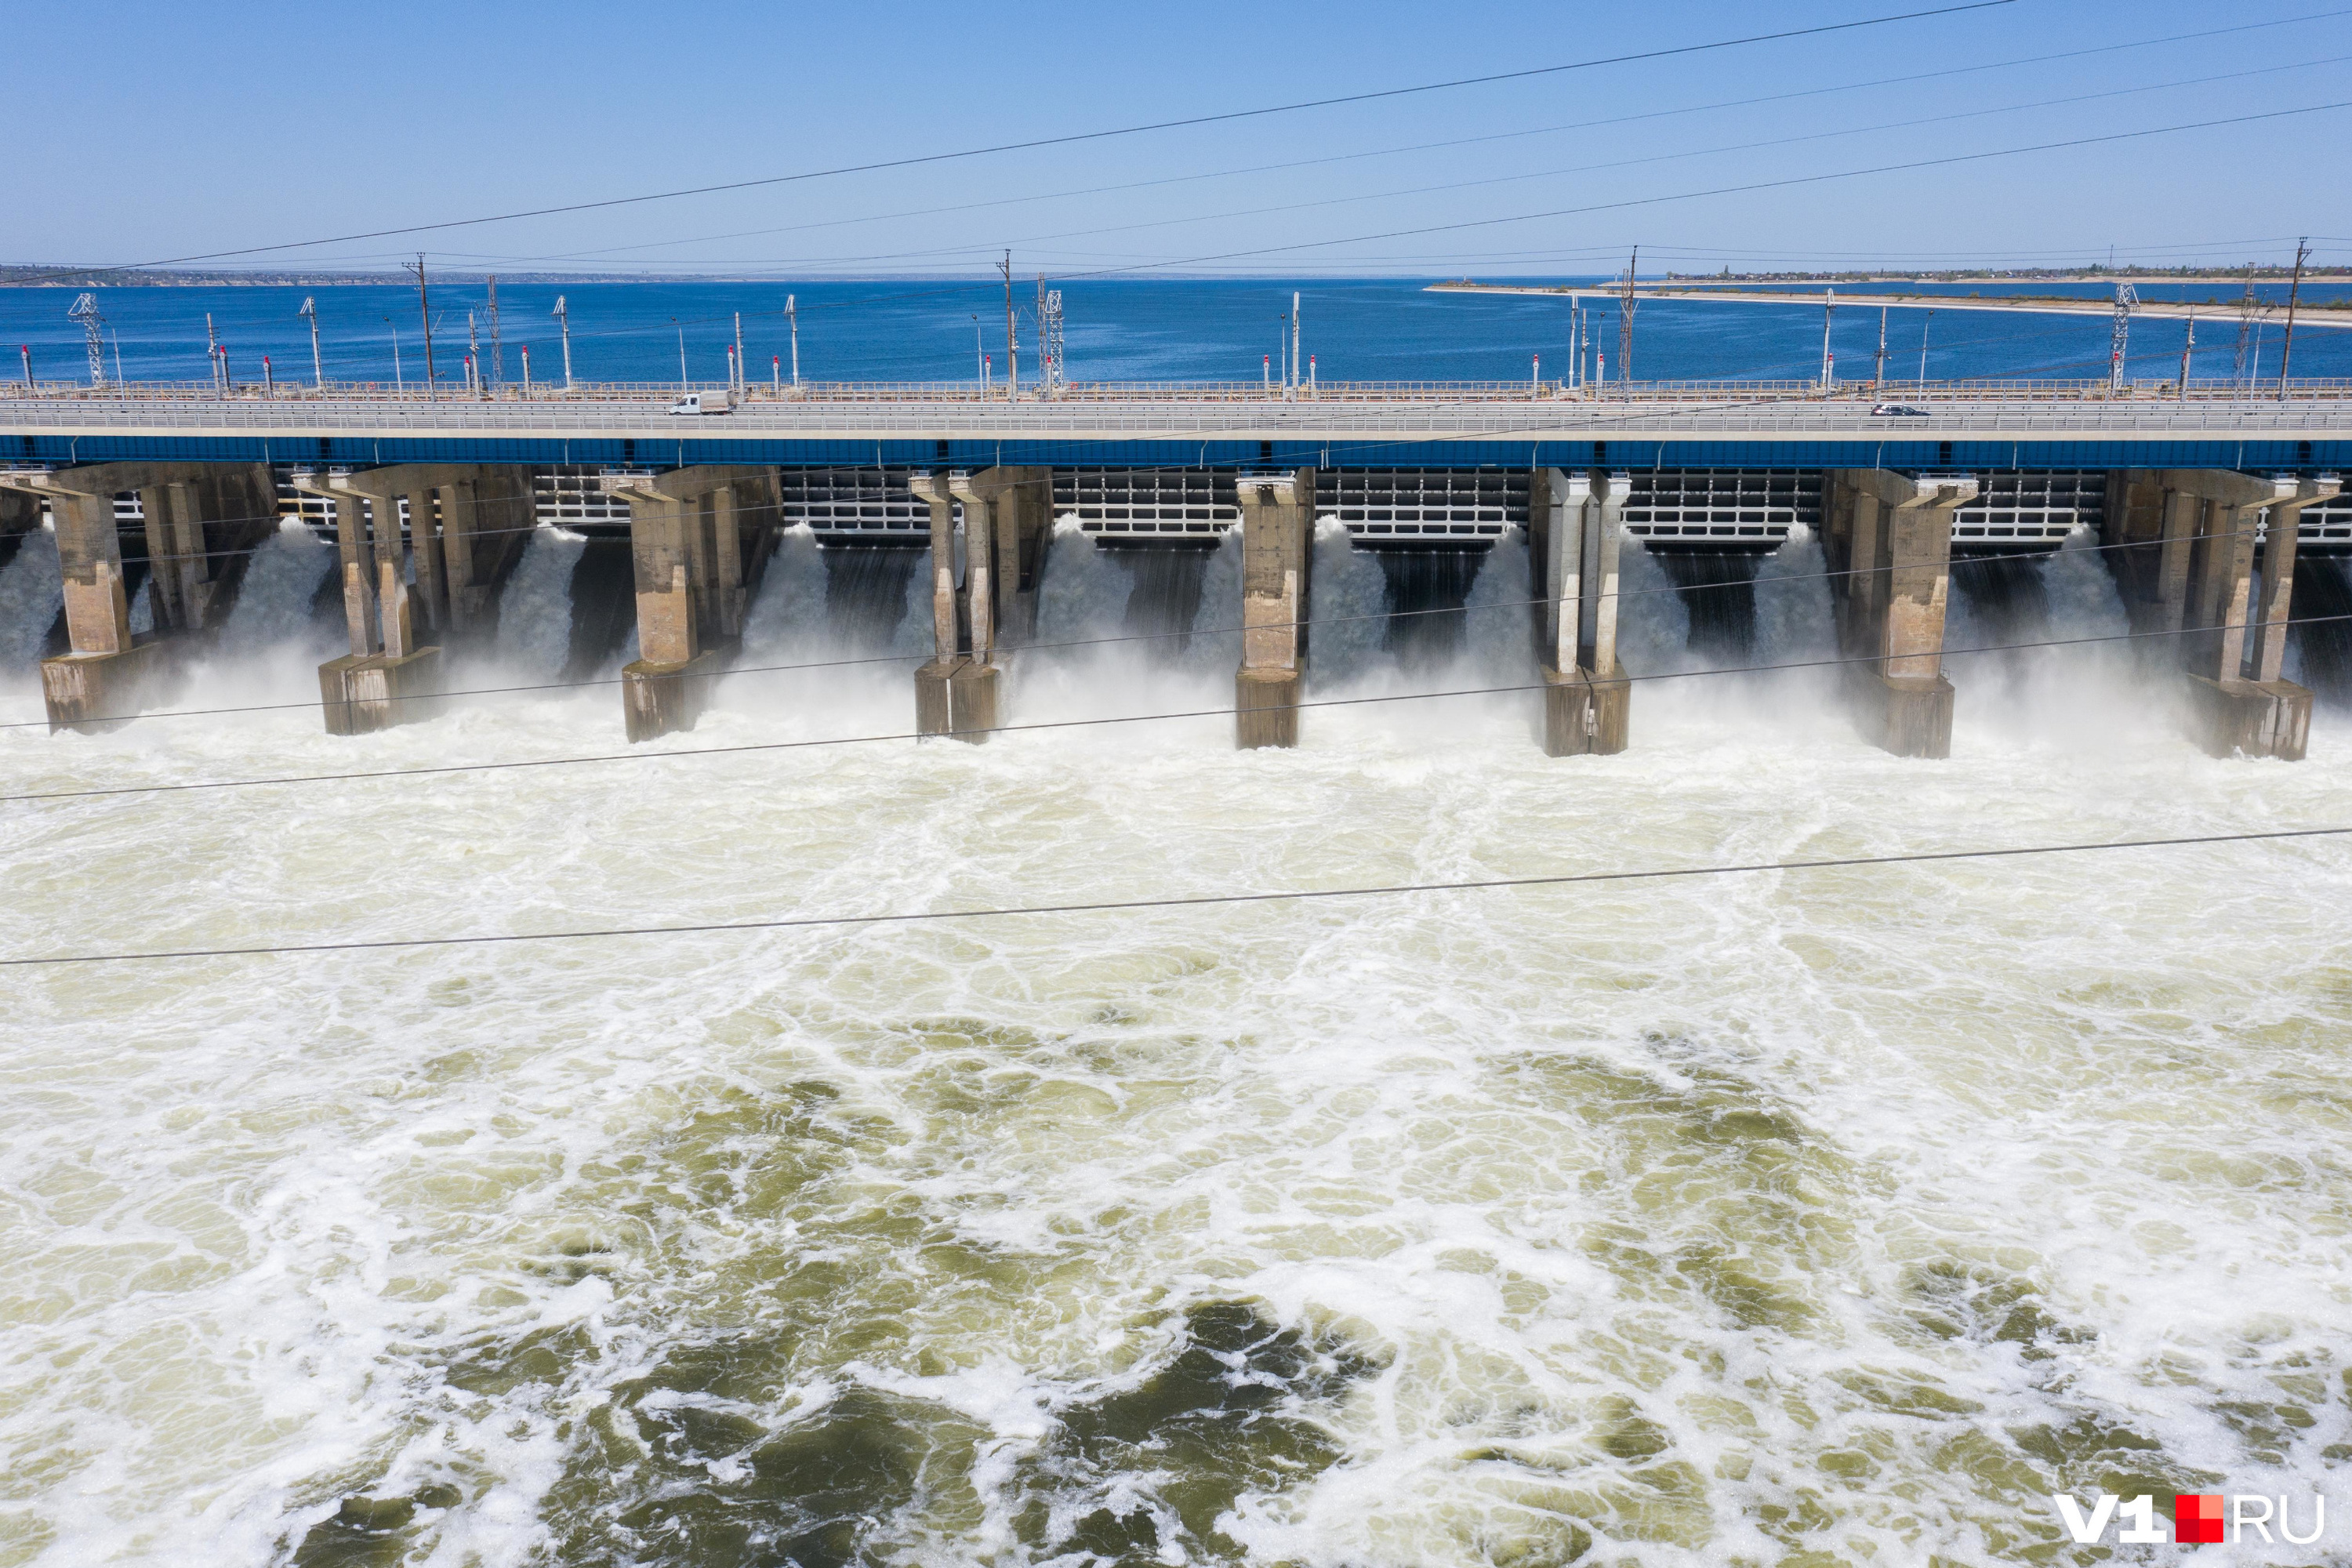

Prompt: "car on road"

[1870,402,1929,417]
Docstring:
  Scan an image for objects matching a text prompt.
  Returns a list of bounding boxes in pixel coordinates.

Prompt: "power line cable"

[6,825,2345,969]
[4,354,2339,730]
[1017,102,2352,284]
[487,61,2352,276]
[9,612,2343,805]
[403,18,2352,272]
[0,517,2305,732]
[6,3,2015,287]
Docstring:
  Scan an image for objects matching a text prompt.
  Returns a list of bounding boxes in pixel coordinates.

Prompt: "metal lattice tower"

[2232,278,2259,389]
[487,274,503,388]
[67,293,105,386]
[552,296,574,390]
[1618,246,1638,384]
[298,296,322,386]
[2107,281,2137,393]
[1040,289,1065,394]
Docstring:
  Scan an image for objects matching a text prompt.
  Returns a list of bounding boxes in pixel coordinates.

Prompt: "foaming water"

[216,521,336,652]
[1617,538,1698,675]
[1653,552,1762,664]
[0,524,64,679]
[492,527,588,680]
[2291,554,2352,702]
[1940,530,2154,752]
[1754,523,1838,664]
[3,524,2350,1568]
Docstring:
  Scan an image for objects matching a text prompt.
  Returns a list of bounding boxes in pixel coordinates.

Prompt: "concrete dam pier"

[3,383,2347,757]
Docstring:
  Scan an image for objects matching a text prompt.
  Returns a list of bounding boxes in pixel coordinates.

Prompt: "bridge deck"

[6,384,2352,444]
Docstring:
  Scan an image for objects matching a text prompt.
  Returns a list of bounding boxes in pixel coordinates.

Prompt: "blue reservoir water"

[5,276,2349,387]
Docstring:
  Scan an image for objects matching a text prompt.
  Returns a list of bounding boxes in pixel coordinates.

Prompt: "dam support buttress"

[0,460,274,731]
[1530,466,1630,756]
[604,466,782,741]
[294,464,536,734]
[2153,470,2340,760]
[907,466,1051,742]
[1234,470,1316,749]
[1823,470,1976,758]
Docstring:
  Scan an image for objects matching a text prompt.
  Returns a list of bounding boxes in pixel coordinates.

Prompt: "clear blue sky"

[9,0,2350,277]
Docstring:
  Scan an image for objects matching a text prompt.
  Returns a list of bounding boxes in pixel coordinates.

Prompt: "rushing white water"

[493,528,589,681]
[1754,523,1838,666]
[0,524,63,678]
[2,527,2349,1568]
[1616,538,1699,677]
[215,521,336,653]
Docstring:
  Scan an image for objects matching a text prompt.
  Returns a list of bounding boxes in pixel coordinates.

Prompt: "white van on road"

[670,390,733,416]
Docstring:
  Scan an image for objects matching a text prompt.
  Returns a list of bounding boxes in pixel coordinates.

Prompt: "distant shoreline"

[1432,275,2352,295]
[1427,282,2352,321]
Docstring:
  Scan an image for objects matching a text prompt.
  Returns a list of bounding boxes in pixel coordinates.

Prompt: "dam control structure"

[2,377,2348,760]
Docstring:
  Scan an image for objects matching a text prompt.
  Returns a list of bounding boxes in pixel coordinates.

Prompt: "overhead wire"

[106,95,2336,350]
[1002,103,2352,285]
[5,826,2347,968]
[0,517,2314,734]
[391,18,2352,273]
[6,336,2329,733]
[453,60,2352,276]
[6,2,2017,287]
[9,612,2347,805]
[97,13,2351,285]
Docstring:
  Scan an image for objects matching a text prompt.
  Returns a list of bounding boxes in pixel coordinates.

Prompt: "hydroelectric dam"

[4,377,2348,760]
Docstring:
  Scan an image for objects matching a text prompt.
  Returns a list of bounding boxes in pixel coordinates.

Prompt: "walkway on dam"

[9,380,2352,445]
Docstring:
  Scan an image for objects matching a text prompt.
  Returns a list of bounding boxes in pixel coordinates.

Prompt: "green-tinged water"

[2,524,2348,1566]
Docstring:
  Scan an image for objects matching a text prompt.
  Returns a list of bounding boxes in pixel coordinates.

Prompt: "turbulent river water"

[2,521,2350,1567]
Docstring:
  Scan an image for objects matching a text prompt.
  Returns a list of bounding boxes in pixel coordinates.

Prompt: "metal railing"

[11,376,2352,407]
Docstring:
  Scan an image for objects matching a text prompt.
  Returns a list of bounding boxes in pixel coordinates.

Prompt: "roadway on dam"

[9,383,2352,446]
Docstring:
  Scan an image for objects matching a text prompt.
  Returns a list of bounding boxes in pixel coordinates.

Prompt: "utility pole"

[788,294,800,390]
[2278,235,2310,400]
[206,313,220,395]
[1918,310,1934,388]
[1000,253,1018,395]
[2107,282,2137,394]
[1039,285,1065,396]
[733,310,745,397]
[1290,292,1301,394]
[1873,305,1888,391]
[2179,314,2194,401]
[486,274,503,388]
[2232,278,2257,390]
[552,296,573,390]
[466,310,481,395]
[299,296,323,386]
[1818,289,1836,390]
[674,320,687,390]
[1618,249,1638,387]
[1568,299,1581,390]
[67,294,105,387]
[405,254,436,400]
[385,316,402,392]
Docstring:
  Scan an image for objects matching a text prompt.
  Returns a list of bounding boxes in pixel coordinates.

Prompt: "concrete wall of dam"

[2,455,2346,759]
